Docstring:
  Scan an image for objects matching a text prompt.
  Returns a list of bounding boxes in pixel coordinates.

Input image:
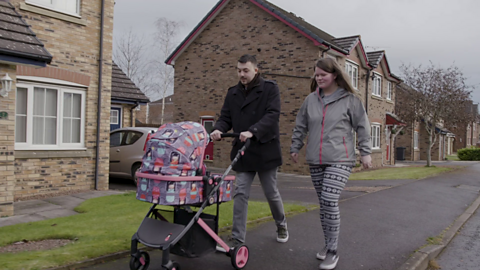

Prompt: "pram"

[130,121,250,270]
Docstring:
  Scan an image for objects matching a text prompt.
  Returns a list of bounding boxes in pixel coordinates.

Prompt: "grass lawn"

[349,166,455,180]
[446,154,460,161]
[0,192,311,270]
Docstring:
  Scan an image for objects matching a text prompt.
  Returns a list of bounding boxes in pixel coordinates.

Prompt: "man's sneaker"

[216,235,242,253]
[276,226,289,243]
[319,251,339,270]
[316,246,328,260]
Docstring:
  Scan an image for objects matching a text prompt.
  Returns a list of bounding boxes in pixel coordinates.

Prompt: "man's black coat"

[213,76,282,172]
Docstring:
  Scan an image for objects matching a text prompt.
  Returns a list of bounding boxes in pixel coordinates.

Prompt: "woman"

[290,58,372,270]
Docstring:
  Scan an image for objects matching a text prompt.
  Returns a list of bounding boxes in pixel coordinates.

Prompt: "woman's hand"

[290,153,299,163]
[361,155,372,169]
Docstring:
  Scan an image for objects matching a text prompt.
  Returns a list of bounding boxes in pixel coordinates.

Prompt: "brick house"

[0,0,52,216]
[395,84,455,161]
[135,95,175,126]
[165,0,403,174]
[110,62,149,130]
[451,102,479,152]
[0,0,119,217]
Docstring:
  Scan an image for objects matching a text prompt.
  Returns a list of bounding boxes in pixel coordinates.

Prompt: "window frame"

[387,81,392,100]
[372,73,382,97]
[345,60,359,90]
[15,81,86,151]
[26,0,81,17]
[371,124,381,149]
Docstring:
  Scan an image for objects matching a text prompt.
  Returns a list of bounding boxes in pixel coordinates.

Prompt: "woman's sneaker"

[319,251,339,270]
[276,226,289,243]
[316,246,328,260]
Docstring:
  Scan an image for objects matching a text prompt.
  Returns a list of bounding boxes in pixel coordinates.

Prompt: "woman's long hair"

[310,58,356,94]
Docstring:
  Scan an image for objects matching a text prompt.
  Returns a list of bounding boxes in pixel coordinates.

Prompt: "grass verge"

[349,166,455,180]
[446,155,460,161]
[0,192,311,270]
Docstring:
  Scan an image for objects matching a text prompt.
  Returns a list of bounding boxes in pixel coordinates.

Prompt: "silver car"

[109,127,157,184]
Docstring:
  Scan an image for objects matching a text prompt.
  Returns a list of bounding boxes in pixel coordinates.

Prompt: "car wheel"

[132,163,142,186]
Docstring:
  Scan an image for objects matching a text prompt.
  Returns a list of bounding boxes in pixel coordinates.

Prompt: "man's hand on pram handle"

[210,130,251,142]
[239,131,253,142]
[210,130,223,141]
[216,133,252,150]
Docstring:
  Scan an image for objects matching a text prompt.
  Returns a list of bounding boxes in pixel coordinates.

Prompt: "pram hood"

[140,121,208,176]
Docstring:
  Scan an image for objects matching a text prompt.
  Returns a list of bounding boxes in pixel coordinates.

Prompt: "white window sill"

[15,149,92,159]
[20,3,86,26]
[371,95,383,101]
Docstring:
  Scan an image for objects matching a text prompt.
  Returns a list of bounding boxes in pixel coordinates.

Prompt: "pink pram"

[130,122,250,270]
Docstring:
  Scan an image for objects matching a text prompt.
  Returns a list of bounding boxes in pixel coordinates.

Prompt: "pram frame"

[130,134,250,270]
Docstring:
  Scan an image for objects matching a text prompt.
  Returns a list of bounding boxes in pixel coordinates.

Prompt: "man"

[211,54,288,251]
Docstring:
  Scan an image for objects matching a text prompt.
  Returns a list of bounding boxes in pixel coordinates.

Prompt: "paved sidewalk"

[0,190,124,228]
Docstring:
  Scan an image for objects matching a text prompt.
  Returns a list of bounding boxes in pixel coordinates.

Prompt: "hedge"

[457,148,480,161]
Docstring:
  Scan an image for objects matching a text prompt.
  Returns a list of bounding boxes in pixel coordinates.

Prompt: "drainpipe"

[364,68,372,115]
[321,45,331,58]
[94,0,105,190]
[131,102,140,127]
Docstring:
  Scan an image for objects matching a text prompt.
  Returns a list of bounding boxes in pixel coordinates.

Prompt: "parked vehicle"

[109,127,157,185]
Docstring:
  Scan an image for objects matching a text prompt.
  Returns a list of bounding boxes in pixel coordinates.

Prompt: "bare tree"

[113,29,153,96]
[151,17,182,124]
[396,63,472,166]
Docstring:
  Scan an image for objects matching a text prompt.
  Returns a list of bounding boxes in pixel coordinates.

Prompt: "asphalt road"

[437,201,480,269]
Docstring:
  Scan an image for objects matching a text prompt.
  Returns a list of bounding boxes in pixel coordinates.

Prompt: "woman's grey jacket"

[290,87,372,165]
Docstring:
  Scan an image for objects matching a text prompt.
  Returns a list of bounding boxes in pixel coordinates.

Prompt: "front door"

[110,107,122,131]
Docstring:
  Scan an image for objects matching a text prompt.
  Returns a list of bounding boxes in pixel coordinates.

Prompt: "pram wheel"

[230,244,249,269]
[130,251,150,270]
[163,261,180,270]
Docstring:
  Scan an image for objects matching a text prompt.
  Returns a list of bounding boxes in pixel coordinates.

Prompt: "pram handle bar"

[219,133,251,149]
[220,133,240,138]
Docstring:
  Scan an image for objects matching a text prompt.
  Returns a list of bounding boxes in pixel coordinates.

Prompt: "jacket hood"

[317,87,350,105]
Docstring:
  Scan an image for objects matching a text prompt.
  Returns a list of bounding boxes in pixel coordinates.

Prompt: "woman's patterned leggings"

[309,164,352,252]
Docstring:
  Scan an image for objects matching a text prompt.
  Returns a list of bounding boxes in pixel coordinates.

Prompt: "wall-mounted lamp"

[0,73,13,98]
[371,73,377,81]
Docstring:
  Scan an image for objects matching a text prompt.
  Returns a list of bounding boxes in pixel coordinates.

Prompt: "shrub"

[457,148,480,161]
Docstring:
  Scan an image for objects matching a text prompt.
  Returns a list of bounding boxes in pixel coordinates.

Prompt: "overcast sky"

[113,0,480,106]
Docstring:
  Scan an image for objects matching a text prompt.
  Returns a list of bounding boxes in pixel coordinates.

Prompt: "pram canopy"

[140,121,207,177]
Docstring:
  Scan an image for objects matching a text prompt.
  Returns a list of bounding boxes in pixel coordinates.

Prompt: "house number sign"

[0,111,8,119]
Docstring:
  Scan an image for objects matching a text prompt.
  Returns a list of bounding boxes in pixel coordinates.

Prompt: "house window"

[387,81,392,100]
[371,124,381,149]
[372,74,382,97]
[345,61,358,90]
[26,0,80,16]
[110,110,119,125]
[15,83,86,150]
[414,131,419,149]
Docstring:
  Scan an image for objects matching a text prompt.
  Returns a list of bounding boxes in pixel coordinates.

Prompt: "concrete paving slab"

[14,200,62,215]
[44,196,85,210]
[0,214,45,227]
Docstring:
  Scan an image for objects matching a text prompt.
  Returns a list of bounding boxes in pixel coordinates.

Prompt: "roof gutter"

[321,45,331,58]
[94,0,105,190]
